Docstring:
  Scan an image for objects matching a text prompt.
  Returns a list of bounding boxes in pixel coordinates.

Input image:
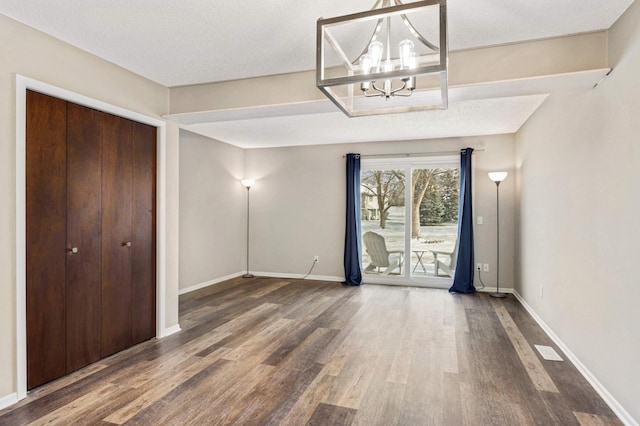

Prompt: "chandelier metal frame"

[316,0,448,117]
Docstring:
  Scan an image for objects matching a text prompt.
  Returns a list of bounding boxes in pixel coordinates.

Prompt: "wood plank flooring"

[0,277,622,425]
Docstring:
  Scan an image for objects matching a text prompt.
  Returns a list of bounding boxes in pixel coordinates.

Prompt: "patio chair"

[431,239,458,277]
[362,231,404,275]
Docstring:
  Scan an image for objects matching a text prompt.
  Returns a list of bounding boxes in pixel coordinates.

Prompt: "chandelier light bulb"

[383,59,394,98]
[408,52,419,69]
[368,41,383,71]
[359,54,372,75]
[359,54,372,91]
[405,52,419,90]
[399,39,414,69]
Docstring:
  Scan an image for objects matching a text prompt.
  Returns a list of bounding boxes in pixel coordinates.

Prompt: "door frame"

[15,75,169,400]
[360,155,470,288]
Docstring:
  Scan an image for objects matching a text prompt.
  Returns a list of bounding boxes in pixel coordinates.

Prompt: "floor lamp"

[241,179,255,278]
[488,172,507,298]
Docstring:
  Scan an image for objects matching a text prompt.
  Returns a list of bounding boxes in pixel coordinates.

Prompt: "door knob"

[68,247,78,253]
[123,241,132,247]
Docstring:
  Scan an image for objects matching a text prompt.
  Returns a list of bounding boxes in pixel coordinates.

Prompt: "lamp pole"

[488,172,507,298]
[241,179,255,278]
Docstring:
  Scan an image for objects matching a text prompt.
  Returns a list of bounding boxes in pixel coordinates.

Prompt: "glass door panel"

[360,169,405,276]
[410,167,460,279]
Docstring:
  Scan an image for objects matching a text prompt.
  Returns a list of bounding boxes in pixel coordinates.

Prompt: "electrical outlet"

[476,263,482,271]
[314,255,319,262]
[483,263,489,272]
[477,216,483,225]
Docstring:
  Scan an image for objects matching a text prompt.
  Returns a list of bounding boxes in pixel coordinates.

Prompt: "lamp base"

[490,292,507,298]
[242,273,254,278]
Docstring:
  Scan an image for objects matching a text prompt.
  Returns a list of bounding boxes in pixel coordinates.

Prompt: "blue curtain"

[450,148,476,294]
[343,153,362,286]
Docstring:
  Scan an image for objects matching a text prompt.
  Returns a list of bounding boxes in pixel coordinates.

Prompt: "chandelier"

[316,0,448,117]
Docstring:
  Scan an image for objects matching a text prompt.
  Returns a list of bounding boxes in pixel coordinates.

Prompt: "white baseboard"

[160,324,182,338]
[0,392,18,411]
[477,286,514,294]
[179,272,244,295]
[252,271,344,282]
[513,291,638,426]
[178,271,343,301]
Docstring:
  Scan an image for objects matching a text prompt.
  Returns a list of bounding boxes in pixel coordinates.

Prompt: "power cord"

[300,258,318,280]
[475,268,486,290]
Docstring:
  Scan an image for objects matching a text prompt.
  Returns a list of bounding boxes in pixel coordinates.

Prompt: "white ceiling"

[0,0,632,86]
[183,95,548,149]
[0,0,633,148]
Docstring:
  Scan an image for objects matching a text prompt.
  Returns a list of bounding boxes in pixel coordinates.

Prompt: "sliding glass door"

[360,156,460,287]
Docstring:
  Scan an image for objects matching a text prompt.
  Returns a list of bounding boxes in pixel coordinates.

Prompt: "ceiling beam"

[168,31,607,116]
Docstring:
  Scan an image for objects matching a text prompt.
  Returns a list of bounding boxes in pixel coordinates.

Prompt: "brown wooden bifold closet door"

[131,121,157,345]
[101,113,134,357]
[25,90,157,390]
[65,103,103,372]
[26,91,68,389]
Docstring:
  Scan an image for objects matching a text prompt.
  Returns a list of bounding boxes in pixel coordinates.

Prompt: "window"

[360,156,460,287]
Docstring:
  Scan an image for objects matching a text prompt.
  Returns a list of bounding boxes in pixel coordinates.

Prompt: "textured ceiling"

[0,1,633,148]
[184,95,549,149]
[0,0,633,87]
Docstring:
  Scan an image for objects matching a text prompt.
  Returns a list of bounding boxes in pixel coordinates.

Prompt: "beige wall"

[179,130,245,290]
[169,32,607,115]
[243,135,516,286]
[515,0,640,422]
[0,15,180,400]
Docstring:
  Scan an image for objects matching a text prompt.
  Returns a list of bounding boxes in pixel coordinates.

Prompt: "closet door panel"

[66,103,103,372]
[26,90,68,389]
[101,114,133,357]
[131,122,157,344]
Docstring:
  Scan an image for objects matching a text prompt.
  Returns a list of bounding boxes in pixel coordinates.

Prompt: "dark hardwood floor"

[0,277,622,425]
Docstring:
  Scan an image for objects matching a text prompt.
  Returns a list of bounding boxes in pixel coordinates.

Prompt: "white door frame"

[360,155,465,288]
[14,75,169,400]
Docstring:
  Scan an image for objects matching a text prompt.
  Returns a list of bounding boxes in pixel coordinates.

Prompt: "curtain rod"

[342,149,484,158]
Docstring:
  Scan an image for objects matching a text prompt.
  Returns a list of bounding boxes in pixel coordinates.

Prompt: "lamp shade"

[488,172,508,182]
[241,179,255,188]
